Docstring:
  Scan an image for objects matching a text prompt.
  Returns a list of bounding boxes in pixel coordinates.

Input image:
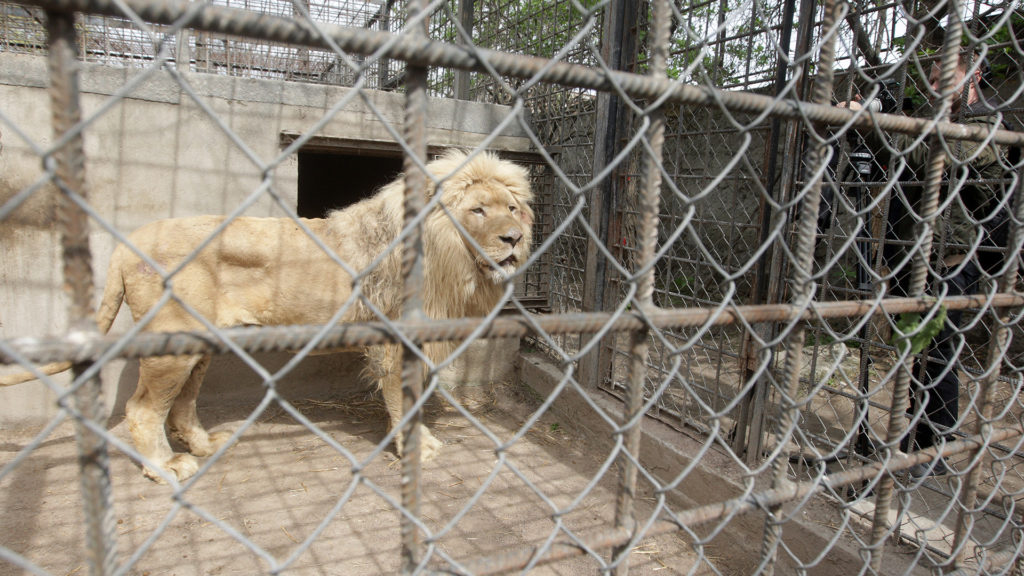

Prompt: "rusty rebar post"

[12,0,1021,149]
[866,10,964,572]
[610,0,670,573]
[46,10,118,576]
[399,0,429,571]
[5,294,1023,371]
[951,153,1024,568]
[758,0,841,568]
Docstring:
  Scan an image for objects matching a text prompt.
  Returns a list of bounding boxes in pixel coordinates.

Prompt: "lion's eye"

[471,207,486,216]
[508,205,517,213]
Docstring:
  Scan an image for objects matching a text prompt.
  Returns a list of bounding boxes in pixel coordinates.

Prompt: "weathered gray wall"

[0,52,530,427]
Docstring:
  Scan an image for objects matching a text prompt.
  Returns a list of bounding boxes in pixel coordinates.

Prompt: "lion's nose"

[500,227,523,248]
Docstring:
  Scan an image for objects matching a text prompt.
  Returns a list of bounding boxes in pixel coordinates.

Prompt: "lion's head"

[424,151,534,284]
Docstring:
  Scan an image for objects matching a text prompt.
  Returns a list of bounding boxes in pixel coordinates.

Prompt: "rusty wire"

[8,0,1024,148]
[4,294,1021,369]
[759,0,841,568]
[3,0,1024,574]
[609,0,672,573]
[45,10,119,576]
[950,122,1024,571]
[438,422,1024,575]
[865,12,966,571]
[399,0,429,570]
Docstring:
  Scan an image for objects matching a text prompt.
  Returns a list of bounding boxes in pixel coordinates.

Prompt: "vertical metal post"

[758,0,839,570]
[951,158,1024,569]
[195,30,209,72]
[731,0,800,464]
[453,0,473,100]
[377,0,395,90]
[291,0,311,80]
[47,10,118,576]
[611,0,670,573]
[865,8,963,572]
[580,0,637,391]
[400,0,429,572]
[174,24,189,70]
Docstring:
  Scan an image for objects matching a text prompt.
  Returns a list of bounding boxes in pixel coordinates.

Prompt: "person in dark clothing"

[844,54,1018,478]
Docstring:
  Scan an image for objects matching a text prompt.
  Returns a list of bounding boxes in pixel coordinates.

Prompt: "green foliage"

[833,264,857,282]
[890,9,1022,109]
[891,306,947,355]
[984,12,1024,80]
[672,274,694,294]
[804,331,835,347]
[470,0,601,59]
[662,0,783,86]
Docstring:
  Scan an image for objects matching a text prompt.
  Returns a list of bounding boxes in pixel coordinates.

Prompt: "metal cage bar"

[45,11,119,575]
[2,0,1024,574]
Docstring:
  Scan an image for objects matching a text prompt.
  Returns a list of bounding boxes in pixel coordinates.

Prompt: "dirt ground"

[0,355,701,576]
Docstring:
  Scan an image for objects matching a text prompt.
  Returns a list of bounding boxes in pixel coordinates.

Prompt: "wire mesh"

[2,0,1024,574]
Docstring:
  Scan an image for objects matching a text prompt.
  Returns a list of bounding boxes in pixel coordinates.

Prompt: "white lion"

[3,150,533,483]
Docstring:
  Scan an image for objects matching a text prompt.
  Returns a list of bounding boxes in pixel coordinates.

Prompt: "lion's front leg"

[370,345,443,462]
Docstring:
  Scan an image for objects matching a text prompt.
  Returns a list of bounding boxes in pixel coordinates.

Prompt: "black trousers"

[900,260,982,451]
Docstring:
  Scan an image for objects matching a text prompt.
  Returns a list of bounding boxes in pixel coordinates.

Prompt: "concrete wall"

[0,52,530,428]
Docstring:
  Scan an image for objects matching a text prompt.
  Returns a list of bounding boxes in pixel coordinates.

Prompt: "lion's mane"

[327,149,534,324]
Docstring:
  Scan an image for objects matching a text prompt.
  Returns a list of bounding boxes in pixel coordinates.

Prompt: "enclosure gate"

[2,0,1024,573]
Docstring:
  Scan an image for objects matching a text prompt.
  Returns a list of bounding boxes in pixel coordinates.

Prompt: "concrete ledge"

[439,338,521,389]
[0,52,531,141]
[516,349,926,575]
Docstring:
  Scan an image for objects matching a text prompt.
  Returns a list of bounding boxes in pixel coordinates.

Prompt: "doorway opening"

[296,151,402,219]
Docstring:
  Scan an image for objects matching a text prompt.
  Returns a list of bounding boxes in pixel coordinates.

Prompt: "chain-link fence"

[2,0,1024,573]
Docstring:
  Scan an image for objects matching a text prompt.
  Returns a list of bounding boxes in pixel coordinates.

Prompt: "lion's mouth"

[480,254,519,281]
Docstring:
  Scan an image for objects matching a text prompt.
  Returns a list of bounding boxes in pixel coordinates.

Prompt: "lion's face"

[457,181,533,283]
[422,151,534,286]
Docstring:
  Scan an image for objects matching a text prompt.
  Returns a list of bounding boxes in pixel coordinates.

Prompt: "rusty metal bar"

[45,9,118,576]
[866,9,964,572]
[399,0,429,570]
[578,0,635,396]
[610,0,671,573]
[951,143,1024,568]
[759,0,841,569]
[4,294,1023,371]
[434,423,1024,576]
[732,0,806,467]
[14,0,1024,148]
[452,0,473,100]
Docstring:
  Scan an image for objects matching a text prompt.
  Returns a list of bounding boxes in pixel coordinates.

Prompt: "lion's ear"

[423,176,440,199]
[423,149,471,201]
[506,163,534,204]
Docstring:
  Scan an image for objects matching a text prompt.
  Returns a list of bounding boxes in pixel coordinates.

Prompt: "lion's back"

[116,215,357,328]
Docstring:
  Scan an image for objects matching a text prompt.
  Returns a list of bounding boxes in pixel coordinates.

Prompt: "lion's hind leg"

[127,355,207,483]
[167,355,232,458]
[366,345,443,461]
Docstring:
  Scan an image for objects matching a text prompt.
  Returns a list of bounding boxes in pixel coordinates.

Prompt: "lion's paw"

[165,453,201,482]
[419,426,443,462]
[144,453,200,484]
[395,425,443,462]
[188,429,234,457]
[209,429,234,451]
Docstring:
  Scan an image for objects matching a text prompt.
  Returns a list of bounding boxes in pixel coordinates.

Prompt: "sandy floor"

[1,372,700,575]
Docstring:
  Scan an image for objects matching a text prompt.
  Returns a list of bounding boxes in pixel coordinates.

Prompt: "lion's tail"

[0,247,126,387]
[94,245,127,336]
